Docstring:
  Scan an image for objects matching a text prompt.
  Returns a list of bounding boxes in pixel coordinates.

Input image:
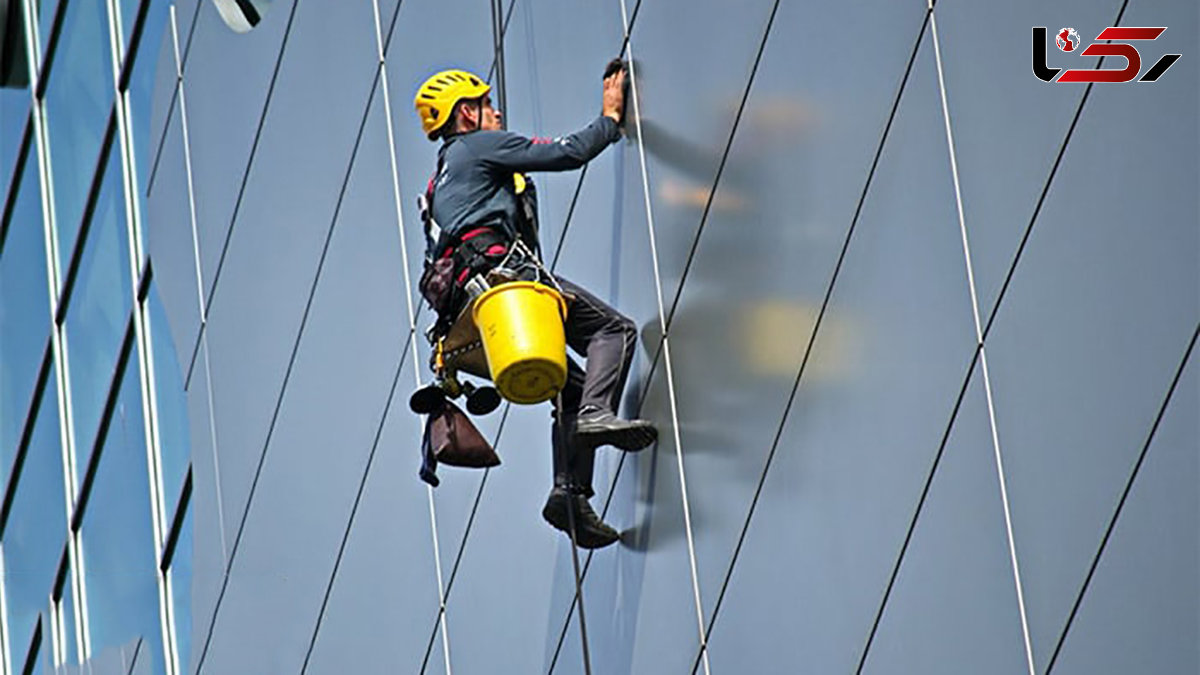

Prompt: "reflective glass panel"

[42,0,115,274]
[126,0,170,264]
[2,367,69,666]
[59,561,79,666]
[81,356,166,675]
[170,503,192,673]
[0,104,28,190]
[64,147,132,487]
[1,148,50,486]
[149,284,190,516]
[0,5,30,180]
[118,0,141,57]
[37,0,66,63]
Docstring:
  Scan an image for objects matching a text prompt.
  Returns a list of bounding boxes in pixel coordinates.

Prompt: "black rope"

[299,324,416,673]
[855,2,1130,671]
[192,21,379,672]
[183,0,303,389]
[1044,323,1198,673]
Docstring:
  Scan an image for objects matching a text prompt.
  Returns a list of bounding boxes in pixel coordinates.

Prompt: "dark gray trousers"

[550,276,638,496]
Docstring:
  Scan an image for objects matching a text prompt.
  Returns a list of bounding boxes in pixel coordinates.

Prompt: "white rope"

[929,7,1036,674]
[618,1,711,671]
[371,2,452,672]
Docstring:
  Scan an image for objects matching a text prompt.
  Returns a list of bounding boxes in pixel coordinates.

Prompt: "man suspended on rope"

[413,62,656,549]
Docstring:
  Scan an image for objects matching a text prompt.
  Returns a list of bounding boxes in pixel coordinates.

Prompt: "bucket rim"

[472,280,566,322]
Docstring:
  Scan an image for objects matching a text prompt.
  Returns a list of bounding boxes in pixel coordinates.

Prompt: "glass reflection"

[149,285,191,516]
[0,104,27,190]
[2,367,69,668]
[118,0,141,56]
[170,503,193,673]
[0,0,30,152]
[42,0,115,274]
[59,562,80,666]
[126,0,171,265]
[1,150,50,486]
[37,0,65,63]
[81,356,167,675]
[64,146,133,487]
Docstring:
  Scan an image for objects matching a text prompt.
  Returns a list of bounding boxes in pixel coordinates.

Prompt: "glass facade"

[0,0,188,673]
[3,0,1196,674]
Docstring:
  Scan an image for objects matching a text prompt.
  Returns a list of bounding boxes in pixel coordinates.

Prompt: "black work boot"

[575,408,658,452]
[542,487,620,549]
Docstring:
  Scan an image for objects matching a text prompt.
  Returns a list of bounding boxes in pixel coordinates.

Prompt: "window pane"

[59,561,80,666]
[81,356,166,675]
[170,503,192,673]
[64,147,132,486]
[42,0,115,274]
[125,0,170,266]
[0,106,28,190]
[1,149,50,486]
[36,0,66,64]
[2,368,69,665]
[117,0,140,58]
[148,285,190,515]
[0,0,29,182]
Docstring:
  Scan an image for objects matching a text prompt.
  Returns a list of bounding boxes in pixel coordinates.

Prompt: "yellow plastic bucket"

[472,281,568,404]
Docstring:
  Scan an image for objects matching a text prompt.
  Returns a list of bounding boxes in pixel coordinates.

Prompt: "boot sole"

[576,423,658,452]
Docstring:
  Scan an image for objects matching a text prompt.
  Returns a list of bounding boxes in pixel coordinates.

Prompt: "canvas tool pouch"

[427,400,499,469]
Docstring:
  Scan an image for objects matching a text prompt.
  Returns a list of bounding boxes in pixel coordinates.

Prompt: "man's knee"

[613,313,637,345]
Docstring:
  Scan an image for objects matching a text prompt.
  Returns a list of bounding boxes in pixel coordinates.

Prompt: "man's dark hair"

[440,96,484,139]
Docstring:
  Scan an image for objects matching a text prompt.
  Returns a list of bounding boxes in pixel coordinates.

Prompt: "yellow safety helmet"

[414,69,491,140]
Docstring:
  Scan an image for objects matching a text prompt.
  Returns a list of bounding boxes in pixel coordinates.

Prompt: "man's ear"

[458,102,478,130]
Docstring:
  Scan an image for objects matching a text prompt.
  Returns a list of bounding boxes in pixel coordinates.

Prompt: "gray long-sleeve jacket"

[428,116,620,256]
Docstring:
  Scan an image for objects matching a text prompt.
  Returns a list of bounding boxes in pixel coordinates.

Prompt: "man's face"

[478,94,502,131]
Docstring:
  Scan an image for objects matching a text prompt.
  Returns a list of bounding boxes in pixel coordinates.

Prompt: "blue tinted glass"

[149,285,190,514]
[2,368,69,665]
[0,102,28,190]
[64,148,132,486]
[0,2,30,183]
[126,0,170,265]
[37,1,65,63]
[118,0,140,58]
[81,356,167,675]
[1,152,50,486]
[42,0,115,275]
[171,503,193,673]
[60,563,79,666]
